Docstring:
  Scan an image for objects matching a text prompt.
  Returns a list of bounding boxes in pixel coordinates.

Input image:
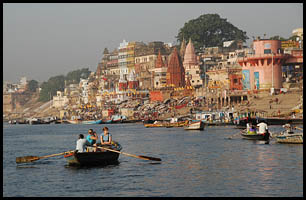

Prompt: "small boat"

[184,121,204,130]
[144,123,165,128]
[241,130,270,141]
[275,132,303,144]
[66,119,80,124]
[64,142,122,166]
[81,119,103,124]
[8,120,17,124]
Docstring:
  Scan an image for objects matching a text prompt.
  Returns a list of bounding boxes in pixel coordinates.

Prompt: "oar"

[97,146,161,161]
[295,126,303,131]
[226,130,243,139]
[16,150,74,164]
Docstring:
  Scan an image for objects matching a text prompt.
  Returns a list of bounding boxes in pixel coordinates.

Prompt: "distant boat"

[81,119,103,124]
[184,121,204,130]
[66,119,80,124]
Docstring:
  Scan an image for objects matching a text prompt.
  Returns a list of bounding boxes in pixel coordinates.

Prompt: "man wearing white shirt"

[257,120,268,134]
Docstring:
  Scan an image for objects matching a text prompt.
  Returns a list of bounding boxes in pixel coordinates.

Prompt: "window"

[264,49,271,54]
[234,79,238,84]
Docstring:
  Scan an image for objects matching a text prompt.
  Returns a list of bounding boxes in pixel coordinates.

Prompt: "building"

[183,38,203,87]
[166,47,185,87]
[53,91,69,108]
[150,50,168,89]
[134,41,170,90]
[118,40,129,80]
[238,39,289,91]
[79,78,89,104]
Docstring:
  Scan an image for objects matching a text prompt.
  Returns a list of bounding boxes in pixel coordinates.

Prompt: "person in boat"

[100,126,112,146]
[86,129,98,152]
[76,134,87,153]
[282,120,295,134]
[256,120,270,140]
[247,122,256,134]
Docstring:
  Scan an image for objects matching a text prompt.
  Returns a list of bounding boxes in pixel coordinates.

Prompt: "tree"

[176,13,249,52]
[65,68,91,85]
[269,35,287,41]
[27,80,39,92]
[38,75,65,102]
[38,68,91,102]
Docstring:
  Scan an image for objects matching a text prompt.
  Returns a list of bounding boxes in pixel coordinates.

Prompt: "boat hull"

[276,133,303,144]
[184,121,204,130]
[81,120,103,124]
[64,144,122,166]
[66,120,80,124]
[241,130,270,141]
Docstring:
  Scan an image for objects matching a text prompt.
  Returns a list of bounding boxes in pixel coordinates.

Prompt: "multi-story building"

[79,78,89,104]
[150,50,168,89]
[118,40,129,81]
[107,49,119,76]
[135,41,170,90]
[238,39,289,91]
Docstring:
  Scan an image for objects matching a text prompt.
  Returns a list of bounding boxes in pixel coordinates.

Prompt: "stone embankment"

[4,88,303,121]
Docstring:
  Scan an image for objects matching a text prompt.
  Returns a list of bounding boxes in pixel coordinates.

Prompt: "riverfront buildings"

[3,28,303,118]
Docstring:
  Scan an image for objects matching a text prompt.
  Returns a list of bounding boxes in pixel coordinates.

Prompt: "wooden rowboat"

[241,130,270,141]
[64,142,122,166]
[184,121,204,130]
[275,132,303,144]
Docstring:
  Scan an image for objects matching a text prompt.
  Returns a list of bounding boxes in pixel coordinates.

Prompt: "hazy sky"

[3,3,303,83]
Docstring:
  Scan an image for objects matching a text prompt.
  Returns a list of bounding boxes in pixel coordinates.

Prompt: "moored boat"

[66,119,81,124]
[64,142,122,166]
[81,119,103,124]
[144,123,165,128]
[184,121,204,130]
[275,132,303,144]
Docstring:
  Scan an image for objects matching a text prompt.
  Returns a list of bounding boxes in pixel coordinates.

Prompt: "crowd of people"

[76,126,113,152]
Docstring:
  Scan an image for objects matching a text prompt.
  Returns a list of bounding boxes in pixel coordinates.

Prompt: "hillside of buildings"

[3,27,303,122]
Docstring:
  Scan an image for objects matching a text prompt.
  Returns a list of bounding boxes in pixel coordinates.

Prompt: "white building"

[53,91,69,108]
[79,78,89,104]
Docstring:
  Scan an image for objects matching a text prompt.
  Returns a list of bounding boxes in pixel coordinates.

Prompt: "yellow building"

[127,42,136,74]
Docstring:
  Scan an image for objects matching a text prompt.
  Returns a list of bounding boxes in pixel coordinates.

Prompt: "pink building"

[238,39,289,90]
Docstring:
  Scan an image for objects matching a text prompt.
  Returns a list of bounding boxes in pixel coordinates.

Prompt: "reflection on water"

[3,123,303,197]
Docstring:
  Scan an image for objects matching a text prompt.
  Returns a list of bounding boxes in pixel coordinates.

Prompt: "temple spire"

[155,50,165,68]
[180,37,186,61]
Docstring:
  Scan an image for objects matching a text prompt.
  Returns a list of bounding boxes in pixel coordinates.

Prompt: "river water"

[3,123,303,197]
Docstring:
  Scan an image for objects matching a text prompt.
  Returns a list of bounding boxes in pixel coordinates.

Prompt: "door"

[254,72,259,90]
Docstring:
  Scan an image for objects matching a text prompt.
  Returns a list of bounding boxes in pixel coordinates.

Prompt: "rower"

[282,120,295,134]
[257,120,269,141]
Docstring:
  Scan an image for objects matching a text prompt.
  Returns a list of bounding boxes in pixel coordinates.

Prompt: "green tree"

[65,68,91,85]
[176,13,248,51]
[27,80,39,92]
[38,75,65,102]
[38,68,91,102]
[269,35,287,41]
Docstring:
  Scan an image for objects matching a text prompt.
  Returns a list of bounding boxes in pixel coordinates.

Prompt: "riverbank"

[3,88,303,122]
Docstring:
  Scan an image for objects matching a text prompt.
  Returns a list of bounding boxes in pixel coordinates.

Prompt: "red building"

[166,48,185,87]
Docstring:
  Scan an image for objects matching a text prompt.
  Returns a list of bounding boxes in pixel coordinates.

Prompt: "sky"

[3,3,303,83]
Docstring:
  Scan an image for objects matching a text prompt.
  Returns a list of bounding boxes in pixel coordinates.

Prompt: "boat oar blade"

[16,156,40,163]
[138,155,162,161]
